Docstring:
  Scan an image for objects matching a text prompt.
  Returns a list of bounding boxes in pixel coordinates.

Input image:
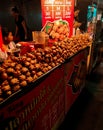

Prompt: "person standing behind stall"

[73,7,82,29]
[73,7,82,35]
[11,6,28,41]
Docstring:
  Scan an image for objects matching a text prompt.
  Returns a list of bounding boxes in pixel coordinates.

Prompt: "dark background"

[0,0,42,35]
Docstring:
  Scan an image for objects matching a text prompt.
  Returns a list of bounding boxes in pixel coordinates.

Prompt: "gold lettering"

[34,113,38,120]
[35,98,38,105]
[30,102,33,111]
[16,117,20,125]
[46,78,63,104]
[24,122,28,130]
[5,128,9,130]
[9,121,13,130]
[13,119,17,128]
[28,119,31,128]
[32,98,36,108]
[24,108,28,118]
[19,111,25,121]
[22,126,25,130]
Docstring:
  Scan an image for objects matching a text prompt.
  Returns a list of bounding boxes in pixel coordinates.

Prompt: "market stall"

[0,0,93,129]
[0,31,91,129]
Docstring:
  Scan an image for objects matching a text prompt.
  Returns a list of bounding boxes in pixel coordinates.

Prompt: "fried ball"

[2,85,11,91]
[10,62,16,67]
[15,64,22,70]
[37,71,43,77]
[6,91,12,96]
[11,56,19,62]
[22,67,28,73]
[0,67,5,73]
[43,63,48,67]
[42,68,48,73]
[55,62,59,66]
[35,64,40,69]
[36,52,42,57]
[51,46,56,50]
[34,59,37,64]
[37,55,42,61]
[7,68,15,73]
[27,53,35,58]
[25,61,30,67]
[29,65,35,70]
[10,78,19,85]
[2,63,10,68]
[26,72,31,77]
[8,76,13,80]
[13,71,21,77]
[48,66,52,70]
[31,71,36,75]
[53,56,57,61]
[13,85,20,92]
[44,47,51,53]
[0,89,2,96]
[21,56,26,61]
[26,57,31,62]
[52,50,57,55]
[19,75,26,80]
[33,74,38,81]
[2,80,9,86]
[51,63,56,67]
[30,60,36,64]
[45,58,50,63]
[45,54,51,58]
[26,76,33,83]
[0,98,4,102]
[20,81,27,87]
[1,72,8,80]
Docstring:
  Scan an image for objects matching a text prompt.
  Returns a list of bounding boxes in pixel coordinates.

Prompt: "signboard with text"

[0,48,89,130]
[0,65,65,130]
[41,0,74,36]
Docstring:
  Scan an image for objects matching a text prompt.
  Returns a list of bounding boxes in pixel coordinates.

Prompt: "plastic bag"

[0,48,7,62]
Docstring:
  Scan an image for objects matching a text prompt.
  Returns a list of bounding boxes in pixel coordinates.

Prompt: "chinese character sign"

[41,0,74,37]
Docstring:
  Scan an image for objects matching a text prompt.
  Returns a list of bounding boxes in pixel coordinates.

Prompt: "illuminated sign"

[41,0,74,37]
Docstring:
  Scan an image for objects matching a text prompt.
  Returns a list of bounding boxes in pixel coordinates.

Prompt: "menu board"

[41,0,74,36]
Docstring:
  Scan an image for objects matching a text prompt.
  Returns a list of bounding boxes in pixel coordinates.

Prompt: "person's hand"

[74,21,82,28]
[25,34,28,40]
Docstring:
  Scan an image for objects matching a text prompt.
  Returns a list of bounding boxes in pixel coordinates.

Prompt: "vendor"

[11,6,28,41]
[74,7,82,29]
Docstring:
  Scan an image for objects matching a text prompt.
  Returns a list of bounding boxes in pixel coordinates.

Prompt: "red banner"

[41,0,74,36]
[0,65,65,130]
[0,26,3,50]
[65,48,89,113]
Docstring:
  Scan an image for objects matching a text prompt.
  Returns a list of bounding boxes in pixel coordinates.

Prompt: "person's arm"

[15,25,18,37]
[21,20,28,39]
